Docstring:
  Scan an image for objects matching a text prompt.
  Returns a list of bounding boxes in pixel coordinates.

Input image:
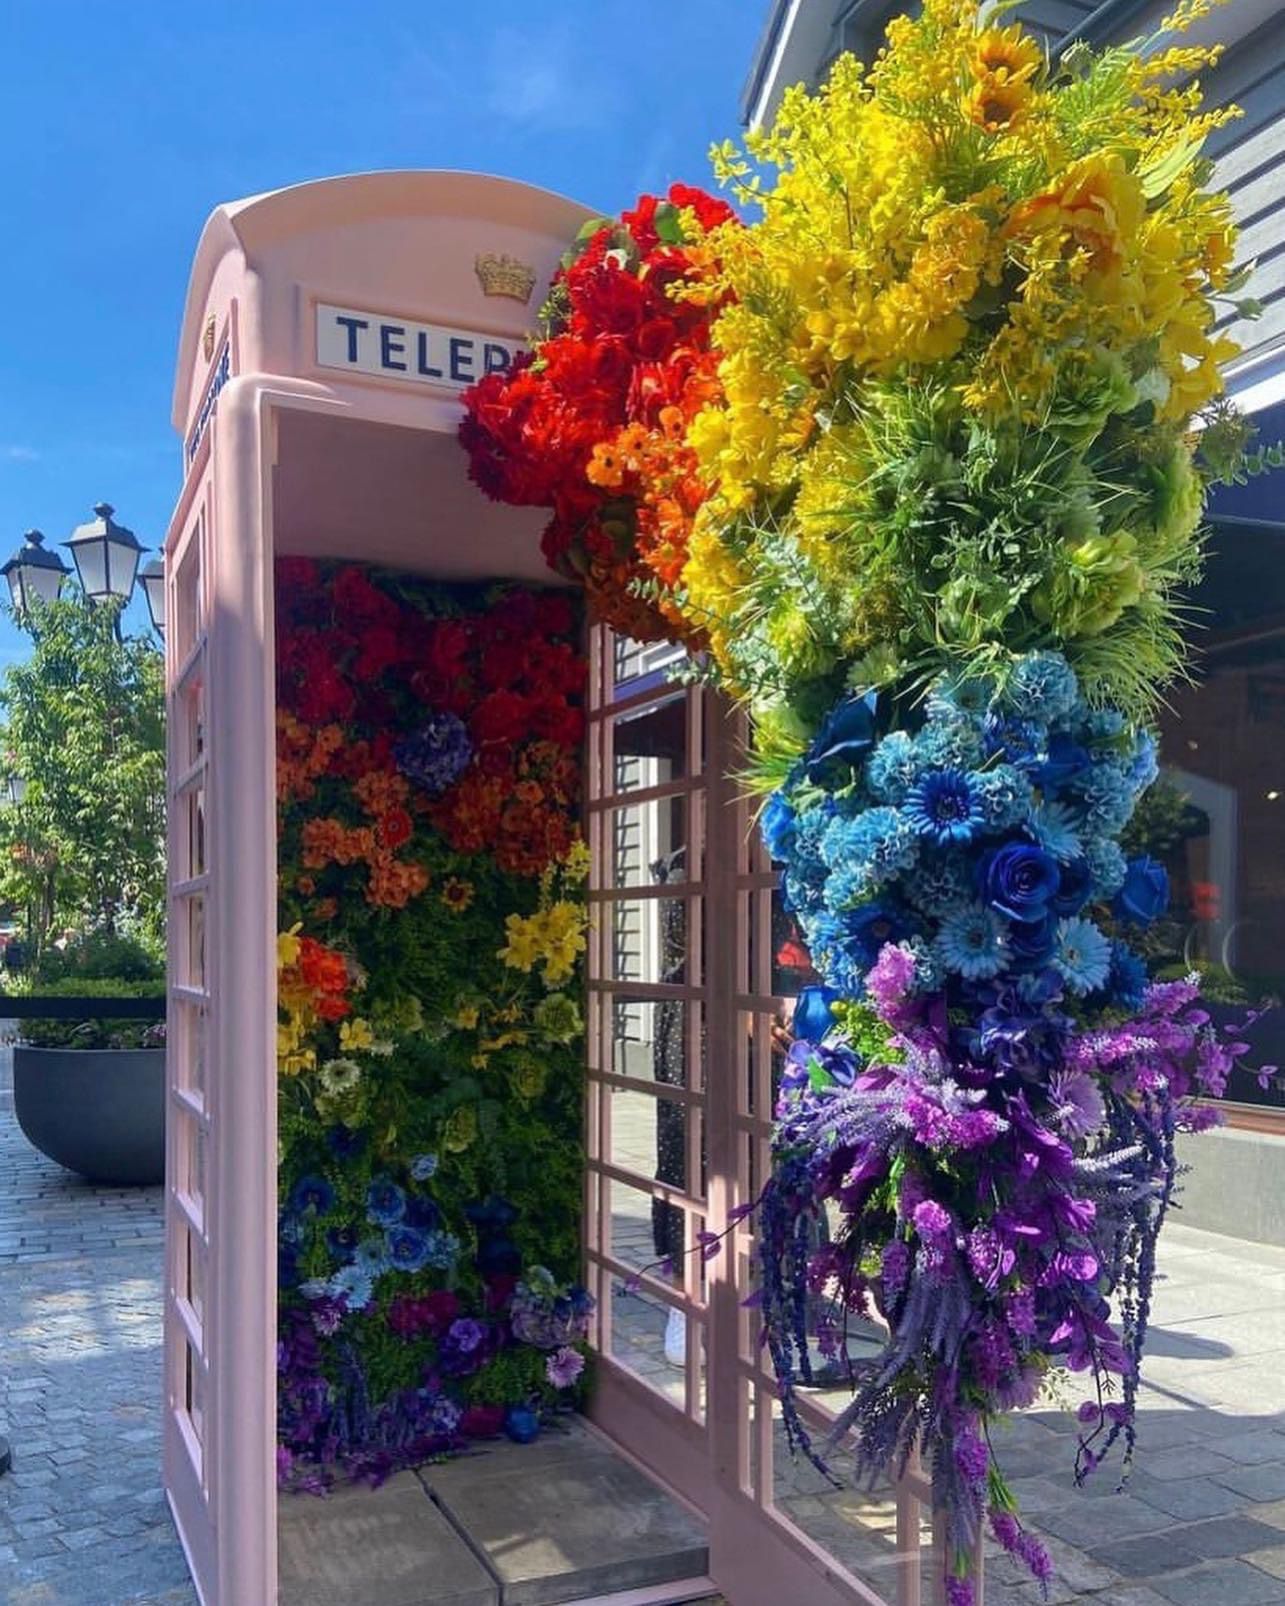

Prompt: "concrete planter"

[13,1045,165,1185]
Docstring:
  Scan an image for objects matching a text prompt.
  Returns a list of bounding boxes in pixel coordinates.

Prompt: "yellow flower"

[276,926,302,969]
[441,877,475,913]
[339,1017,376,1053]
[442,1106,478,1153]
[454,1003,481,1031]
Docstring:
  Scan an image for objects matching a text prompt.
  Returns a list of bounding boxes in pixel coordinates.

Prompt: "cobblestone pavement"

[0,1045,198,1606]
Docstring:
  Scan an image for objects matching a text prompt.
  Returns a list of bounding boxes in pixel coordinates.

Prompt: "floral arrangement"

[460,182,734,641]
[454,3,1279,1600]
[275,560,594,1487]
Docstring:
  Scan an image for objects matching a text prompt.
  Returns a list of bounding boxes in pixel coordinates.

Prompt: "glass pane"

[174,524,203,658]
[610,1087,688,1194]
[183,783,206,879]
[613,635,686,690]
[183,1224,205,1322]
[185,1342,205,1443]
[612,695,687,793]
[612,995,689,1087]
[180,895,206,989]
[609,794,688,888]
[611,896,689,984]
[772,892,821,997]
[181,674,206,768]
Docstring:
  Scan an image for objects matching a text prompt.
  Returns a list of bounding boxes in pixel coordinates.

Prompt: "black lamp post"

[139,558,165,640]
[1,530,71,616]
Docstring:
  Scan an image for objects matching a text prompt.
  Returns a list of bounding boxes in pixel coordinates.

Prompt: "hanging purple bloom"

[546,1347,587,1389]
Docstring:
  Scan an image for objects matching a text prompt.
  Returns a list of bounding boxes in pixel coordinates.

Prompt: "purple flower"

[1047,1069,1106,1140]
[954,1428,989,1486]
[912,1199,954,1246]
[447,1318,485,1355]
[881,1239,911,1300]
[546,1346,587,1389]
[980,842,1060,925]
[394,712,472,794]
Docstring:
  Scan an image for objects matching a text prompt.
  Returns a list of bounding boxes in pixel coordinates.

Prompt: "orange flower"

[353,767,410,817]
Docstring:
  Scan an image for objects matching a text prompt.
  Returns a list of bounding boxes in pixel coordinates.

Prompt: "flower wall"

[274,560,593,1486]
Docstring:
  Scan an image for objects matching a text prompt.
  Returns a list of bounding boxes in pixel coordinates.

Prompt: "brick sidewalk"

[0,1044,197,1606]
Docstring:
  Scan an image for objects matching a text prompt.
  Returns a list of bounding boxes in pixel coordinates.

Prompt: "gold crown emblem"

[474,252,537,304]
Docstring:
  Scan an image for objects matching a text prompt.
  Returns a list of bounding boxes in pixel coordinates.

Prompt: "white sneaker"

[664,1306,687,1368]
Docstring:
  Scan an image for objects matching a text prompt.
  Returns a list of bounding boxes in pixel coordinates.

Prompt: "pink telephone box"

[162,171,943,1606]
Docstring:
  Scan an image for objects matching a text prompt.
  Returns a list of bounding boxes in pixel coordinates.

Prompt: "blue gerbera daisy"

[904,769,985,845]
[1052,916,1112,995]
[365,1177,407,1227]
[1026,801,1083,864]
[328,1265,375,1311]
[936,902,1010,980]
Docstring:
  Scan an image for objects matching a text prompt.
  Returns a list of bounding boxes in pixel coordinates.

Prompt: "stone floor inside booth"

[277,1416,711,1606]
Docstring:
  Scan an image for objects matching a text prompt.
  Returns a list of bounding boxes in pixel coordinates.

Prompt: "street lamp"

[1,530,71,615]
[63,502,144,607]
[6,773,27,807]
[139,558,165,639]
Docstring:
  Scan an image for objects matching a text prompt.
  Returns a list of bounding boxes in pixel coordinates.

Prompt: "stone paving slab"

[423,1422,709,1606]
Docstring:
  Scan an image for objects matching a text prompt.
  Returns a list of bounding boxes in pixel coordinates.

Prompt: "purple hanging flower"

[394,712,472,794]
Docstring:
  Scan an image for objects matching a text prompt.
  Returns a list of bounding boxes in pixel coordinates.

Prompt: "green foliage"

[0,598,165,959]
[34,929,163,984]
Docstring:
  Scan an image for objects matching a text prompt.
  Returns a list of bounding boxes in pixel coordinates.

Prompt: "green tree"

[0,598,164,961]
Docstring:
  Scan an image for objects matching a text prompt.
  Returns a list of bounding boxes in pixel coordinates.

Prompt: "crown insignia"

[474,253,537,304]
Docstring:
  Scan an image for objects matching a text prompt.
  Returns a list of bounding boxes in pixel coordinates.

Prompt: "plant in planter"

[10,936,167,1186]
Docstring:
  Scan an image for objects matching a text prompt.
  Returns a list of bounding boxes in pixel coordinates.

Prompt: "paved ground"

[0,1044,197,1606]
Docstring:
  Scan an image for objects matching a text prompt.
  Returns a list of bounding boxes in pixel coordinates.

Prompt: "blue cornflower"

[1083,837,1127,898]
[329,1265,375,1311]
[973,765,1036,832]
[365,1177,407,1227]
[903,769,985,845]
[1026,801,1082,864]
[386,1225,431,1273]
[353,1236,390,1275]
[1127,730,1159,790]
[410,1153,439,1181]
[866,730,920,803]
[289,1174,335,1215]
[1002,651,1079,724]
[422,1230,461,1271]
[936,902,1010,980]
[1052,917,1112,995]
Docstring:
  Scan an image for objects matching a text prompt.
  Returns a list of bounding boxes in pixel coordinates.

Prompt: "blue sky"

[0,0,766,670]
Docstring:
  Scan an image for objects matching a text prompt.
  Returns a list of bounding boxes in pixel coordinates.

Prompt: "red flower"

[533,593,575,637]
[332,566,400,628]
[667,181,737,231]
[530,696,585,749]
[353,624,403,680]
[377,807,414,851]
[472,690,530,746]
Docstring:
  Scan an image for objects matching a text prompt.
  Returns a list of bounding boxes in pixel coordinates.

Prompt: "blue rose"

[804,692,879,782]
[760,793,798,862]
[1007,913,1058,969]
[1051,857,1093,917]
[1112,855,1169,925]
[792,985,842,1043]
[979,842,1060,924]
[1028,730,1090,792]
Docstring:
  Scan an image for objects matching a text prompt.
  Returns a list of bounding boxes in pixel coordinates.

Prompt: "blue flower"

[821,807,919,905]
[904,854,972,917]
[394,712,472,795]
[1003,652,1079,723]
[365,1177,407,1227]
[386,1225,431,1272]
[936,902,1010,980]
[1052,917,1112,995]
[410,1153,439,1181]
[422,1230,461,1271]
[973,765,1035,832]
[1106,941,1148,1009]
[1026,801,1082,864]
[290,1174,335,1215]
[913,718,985,772]
[926,671,995,720]
[760,793,798,862]
[1112,855,1168,925]
[1050,856,1093,917]
[325,1125,368,1160]
[1027,730,1090,793]
[1083,837,1127,898]
[792,985,842,1042]
[983,715,1043,766]
[1075,762,1137,835]
[325,1223,359,1261]
[1007,913,1058,970]
[904,769,985,844]
[979,842,1060,924]
[866,730,920,803]
[1128,730,1159,790]
[403,1194,442,1231]
[329,1264,375,1311]
[353,1236,390,1275]
[804,692,879,782]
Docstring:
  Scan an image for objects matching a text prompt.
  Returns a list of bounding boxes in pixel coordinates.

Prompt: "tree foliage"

[0,598,164,959]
